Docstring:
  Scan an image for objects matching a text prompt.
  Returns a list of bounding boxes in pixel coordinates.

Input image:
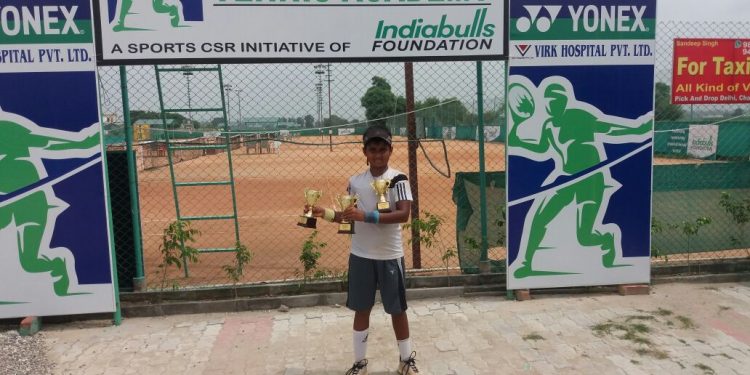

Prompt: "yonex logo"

[516,5,649,33]
[516,5,562,33]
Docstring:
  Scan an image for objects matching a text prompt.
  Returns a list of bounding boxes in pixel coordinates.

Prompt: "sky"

[659,0,750,22]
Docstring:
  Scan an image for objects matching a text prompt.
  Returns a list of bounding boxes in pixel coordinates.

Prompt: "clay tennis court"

[134,135,708,288]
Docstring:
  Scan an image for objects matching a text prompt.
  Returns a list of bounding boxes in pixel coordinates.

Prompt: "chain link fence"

[98,20,750,290]
[650,21,750,265]
[99,61,507,289]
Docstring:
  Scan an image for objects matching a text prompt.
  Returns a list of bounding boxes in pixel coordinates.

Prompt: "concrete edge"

[119,272,750,318]
[1,263,747,323]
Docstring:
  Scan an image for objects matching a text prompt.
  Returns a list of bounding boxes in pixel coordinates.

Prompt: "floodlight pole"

[224,84,233,128]
[182,66,193,129]
[236,89,244,129]
[326,63,333,122]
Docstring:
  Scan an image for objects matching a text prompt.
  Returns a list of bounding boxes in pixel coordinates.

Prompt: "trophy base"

[297,215,317,228]
[377,202,392,213]
[337,222,354,234]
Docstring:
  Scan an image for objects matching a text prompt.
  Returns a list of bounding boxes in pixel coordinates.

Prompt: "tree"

[322,115,350,127]
[654,82,684,121]
[416,97,472,126]
[361,76,397,126]
[395,96,407,115]
[304,114,315,128]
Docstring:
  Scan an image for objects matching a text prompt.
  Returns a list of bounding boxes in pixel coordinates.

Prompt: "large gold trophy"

[335,194,359,234]
[298,188,322,228]
[370,178,392,213]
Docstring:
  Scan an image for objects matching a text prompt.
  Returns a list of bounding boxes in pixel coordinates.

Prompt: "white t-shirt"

[347,167,413,260]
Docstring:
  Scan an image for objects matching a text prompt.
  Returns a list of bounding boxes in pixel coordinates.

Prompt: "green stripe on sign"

[511,19,656,41]
[0,21,93,44]
[0,301,28,305]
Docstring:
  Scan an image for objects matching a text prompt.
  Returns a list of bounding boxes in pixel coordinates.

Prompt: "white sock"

[397,337,412,361]
[353,329,369,363]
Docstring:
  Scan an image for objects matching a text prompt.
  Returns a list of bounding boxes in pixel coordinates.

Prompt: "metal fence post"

[476,61,490,272]
[120,66,146,290]
[405,62,421,269]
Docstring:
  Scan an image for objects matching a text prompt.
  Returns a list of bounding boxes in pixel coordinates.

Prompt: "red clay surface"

[135,135,709,288]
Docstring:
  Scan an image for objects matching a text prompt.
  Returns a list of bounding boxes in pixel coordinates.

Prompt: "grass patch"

[653,308,673,316]
[630,359,640,365]
[591,311,688,361]
[718,305,731,313]
[624,333,652,346]
[629,323,651,334]
[694,363,715,375]
[522,333,545,341]
[676,315,696,329]
[634,347,668,359]
[626,315,656,322]
[696,339,707,344]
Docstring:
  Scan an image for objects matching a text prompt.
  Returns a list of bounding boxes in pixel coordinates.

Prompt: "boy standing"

[306,125,422,374]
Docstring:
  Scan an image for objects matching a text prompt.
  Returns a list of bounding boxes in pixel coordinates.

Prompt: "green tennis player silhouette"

[113,0,184,31]
[507,76,652,279]
[0,109,100,296]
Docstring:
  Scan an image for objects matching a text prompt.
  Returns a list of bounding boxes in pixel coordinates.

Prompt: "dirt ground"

[135,135,713,288]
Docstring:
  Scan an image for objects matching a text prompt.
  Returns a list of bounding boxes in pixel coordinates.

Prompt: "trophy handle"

[385,180,391,188]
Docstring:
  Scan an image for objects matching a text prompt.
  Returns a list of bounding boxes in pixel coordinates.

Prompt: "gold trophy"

[335,194,359,234]
[370,178,392,213]
[298,188,322,228]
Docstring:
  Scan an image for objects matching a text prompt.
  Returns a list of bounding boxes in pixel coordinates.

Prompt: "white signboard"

[687,124,719,159]
[338,128,355,136]
[483,125,500,141]
[442,126,456,139]
[94,0,508,64]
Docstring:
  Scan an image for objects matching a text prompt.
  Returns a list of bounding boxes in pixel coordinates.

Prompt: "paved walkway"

[43,282,750,375]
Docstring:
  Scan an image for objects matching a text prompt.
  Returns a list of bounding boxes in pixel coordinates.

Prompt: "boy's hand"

[342,207,364,222]
[304,205,325,218]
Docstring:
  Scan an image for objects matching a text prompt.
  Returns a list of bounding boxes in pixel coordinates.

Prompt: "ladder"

[154,64,241,277]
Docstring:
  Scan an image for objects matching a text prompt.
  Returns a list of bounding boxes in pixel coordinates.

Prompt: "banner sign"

[664,128,688,156]
[1,0,116,318]
[687,124,719,159]
[93,0,508,65]
[672,39,750,104]
[507,0,655,290]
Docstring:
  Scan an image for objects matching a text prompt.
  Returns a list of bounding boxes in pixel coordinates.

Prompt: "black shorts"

[346,253,408,315]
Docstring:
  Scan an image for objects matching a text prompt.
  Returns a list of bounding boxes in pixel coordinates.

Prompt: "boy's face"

[363,140,392,169]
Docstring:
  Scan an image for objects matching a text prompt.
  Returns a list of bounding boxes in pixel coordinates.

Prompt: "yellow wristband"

[323,208,335,222]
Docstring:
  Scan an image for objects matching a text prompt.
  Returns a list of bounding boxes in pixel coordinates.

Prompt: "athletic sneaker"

[397,351,421,374]
[345,359,368,375]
